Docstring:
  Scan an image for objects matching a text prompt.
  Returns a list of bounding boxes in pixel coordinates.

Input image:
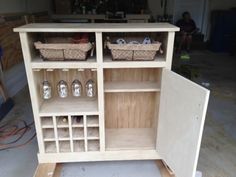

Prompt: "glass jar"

[42,81,52,100]
[72,79,82,97]
[86,79,96,97]
[57,80,68,98]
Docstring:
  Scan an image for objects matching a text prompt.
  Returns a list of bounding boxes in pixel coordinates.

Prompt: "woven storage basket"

[34,38,93,61]
[107,41,161,61]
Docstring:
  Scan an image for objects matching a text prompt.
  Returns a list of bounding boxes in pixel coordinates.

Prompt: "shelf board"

[44,138,56,142]
[106,128,156,151]
[104,81,160,93]
[103,55,166,68]
[39,97,99,116]
[31,57,98,69]
[73,137,85,141]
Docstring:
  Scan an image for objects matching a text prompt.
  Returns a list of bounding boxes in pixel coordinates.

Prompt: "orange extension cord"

[0,119,36,151]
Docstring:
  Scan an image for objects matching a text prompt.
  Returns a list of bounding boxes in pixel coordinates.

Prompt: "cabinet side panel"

[19,32,45,153]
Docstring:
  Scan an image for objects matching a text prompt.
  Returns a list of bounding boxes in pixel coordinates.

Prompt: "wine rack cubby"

[41,115,100,153]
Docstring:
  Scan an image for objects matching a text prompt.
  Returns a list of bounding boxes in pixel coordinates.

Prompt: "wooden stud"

[33,163,62,177]
[156,161,175,177]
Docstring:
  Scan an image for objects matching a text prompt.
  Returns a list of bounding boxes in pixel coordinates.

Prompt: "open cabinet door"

[157,69,210,177]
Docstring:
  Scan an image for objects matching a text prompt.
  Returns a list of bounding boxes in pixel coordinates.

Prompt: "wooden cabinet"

[14,23,209,177]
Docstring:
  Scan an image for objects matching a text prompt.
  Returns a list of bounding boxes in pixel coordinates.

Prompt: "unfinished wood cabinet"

[14,23,210,177]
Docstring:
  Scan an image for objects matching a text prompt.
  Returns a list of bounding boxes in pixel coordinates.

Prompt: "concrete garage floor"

[0,51,236,177]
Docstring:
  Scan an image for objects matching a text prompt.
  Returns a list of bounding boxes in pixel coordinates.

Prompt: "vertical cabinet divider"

[68,115,74,152]
[84,115,88,152]
[52,115,59,153]
[96,32,105,151]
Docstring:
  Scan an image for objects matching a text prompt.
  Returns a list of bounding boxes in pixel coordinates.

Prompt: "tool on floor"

[0,46,14,121]
[180,51,190,60]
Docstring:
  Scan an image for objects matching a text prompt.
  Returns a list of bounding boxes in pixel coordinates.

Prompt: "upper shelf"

[104,81,160,93]
[31,57,98,69]
[103,55,166,68]
[39,97,98,116]
[14,23,179,33]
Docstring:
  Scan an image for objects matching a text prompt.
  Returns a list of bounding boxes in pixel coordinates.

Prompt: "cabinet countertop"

[14,23,179,32]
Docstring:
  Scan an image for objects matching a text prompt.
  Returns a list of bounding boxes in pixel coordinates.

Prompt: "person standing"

[176,12,197,52]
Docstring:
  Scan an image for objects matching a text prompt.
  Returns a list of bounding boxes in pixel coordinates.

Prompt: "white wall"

[0,0,51,13]
[202,0,236,40]
[209,0,236,10]
[0,0,26,13]
[148,0,175,17]
[26,0,51,13]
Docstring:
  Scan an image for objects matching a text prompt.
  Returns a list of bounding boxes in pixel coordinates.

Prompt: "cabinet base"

[38,150,160,163]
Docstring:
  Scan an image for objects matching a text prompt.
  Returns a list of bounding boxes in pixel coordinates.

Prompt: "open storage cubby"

[56,116,69,128]
[41,114,100,153]
[27,32,97,64]
[44,141,57,153]
[57,128,70,140]
[33,68,98,115]
[42,128,55,141]
[72,115,84,127]
[88,140,100,151]
[86,115,99,127]
[104,68,161,93]
[104,68,161,150]
[72,127,84,139]
[59,140,71,152]
[103,32,168,62]
[74,140,85,152]
[41,116,53,128]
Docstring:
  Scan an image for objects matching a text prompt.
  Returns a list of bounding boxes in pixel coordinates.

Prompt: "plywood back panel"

[105,92,159,129]
[104,68,161,82]
[34,69,97,100]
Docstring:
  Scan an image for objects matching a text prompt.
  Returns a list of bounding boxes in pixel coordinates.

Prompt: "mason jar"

[86,79,96,97]
[57,80,68,98]
[42,81,52,100]
[72,79,82,97]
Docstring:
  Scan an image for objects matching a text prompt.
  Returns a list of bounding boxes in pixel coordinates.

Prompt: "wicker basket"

[107,41,162,61]
[34,38,93,61]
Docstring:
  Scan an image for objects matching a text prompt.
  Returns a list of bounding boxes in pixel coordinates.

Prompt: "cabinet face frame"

[15,23,209,177]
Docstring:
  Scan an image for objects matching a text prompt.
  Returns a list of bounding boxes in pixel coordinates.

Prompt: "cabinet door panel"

[157,69,210,177]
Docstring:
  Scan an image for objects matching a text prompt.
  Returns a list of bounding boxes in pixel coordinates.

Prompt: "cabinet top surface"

[14,23,179,32]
